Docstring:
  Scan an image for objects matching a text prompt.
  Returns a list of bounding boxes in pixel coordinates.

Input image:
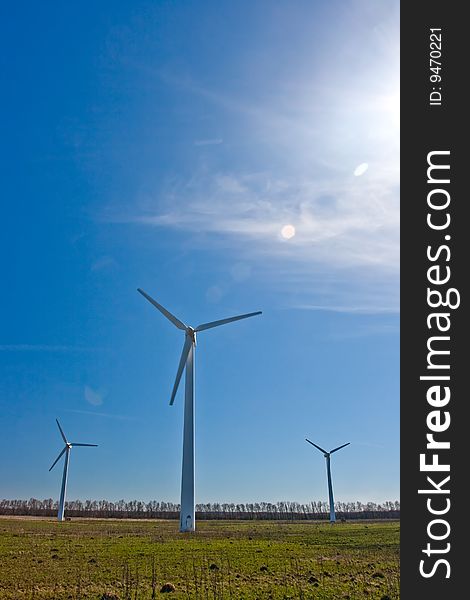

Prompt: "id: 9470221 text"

[429,28,442,106]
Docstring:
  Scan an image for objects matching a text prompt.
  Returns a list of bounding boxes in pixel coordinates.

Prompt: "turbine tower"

[138,288,261,532]
[49,419,98,522]
[305,438,350,523]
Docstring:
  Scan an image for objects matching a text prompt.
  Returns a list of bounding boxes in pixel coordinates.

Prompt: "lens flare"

[280,224,296,239]
[354,163,369,176]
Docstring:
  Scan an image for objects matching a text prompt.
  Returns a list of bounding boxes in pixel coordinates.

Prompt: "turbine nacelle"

[137,288,261,406]
[186,327,197,344]
[305,438,350,456]
[49,419,98,472]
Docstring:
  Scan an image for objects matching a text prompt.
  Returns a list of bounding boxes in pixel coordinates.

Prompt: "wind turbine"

[305,438,350,523]
[138,288,261,532]
[49,419,98,522]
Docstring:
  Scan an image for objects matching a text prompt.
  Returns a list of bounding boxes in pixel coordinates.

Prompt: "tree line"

[0,498,399,520]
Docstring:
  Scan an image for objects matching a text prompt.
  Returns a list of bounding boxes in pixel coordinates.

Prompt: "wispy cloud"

[193,138,223,146]
[66,408,138,421]
[113,165,399,271]
[108,161,398,312]
[0,344,101,352]
[294,304,399,315]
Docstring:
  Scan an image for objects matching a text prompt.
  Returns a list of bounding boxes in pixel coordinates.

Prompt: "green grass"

[0,517,399,599]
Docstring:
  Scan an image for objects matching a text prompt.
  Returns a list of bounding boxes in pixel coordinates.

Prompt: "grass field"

[0,517,399,599]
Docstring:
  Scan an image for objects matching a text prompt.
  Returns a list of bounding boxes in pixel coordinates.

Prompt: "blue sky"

[0,1,399,505]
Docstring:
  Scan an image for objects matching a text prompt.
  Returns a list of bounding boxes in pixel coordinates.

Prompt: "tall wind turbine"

[49,419,98,522]
[305,438,350,523]
[138,288,261,532]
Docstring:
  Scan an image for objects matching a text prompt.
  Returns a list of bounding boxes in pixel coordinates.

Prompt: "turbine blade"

[195,311,262,332]
[305,439,328,454]
[330,442,350,454]
[170,335,193,406]
[56,419,68,444]
[49,447,66,471]
[137,289,187,330]
[70,443,98,447]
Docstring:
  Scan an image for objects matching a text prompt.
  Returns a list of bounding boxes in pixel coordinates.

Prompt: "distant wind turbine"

[138,288,262,532]
[305,438,350,523]
[49,419,98,522]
